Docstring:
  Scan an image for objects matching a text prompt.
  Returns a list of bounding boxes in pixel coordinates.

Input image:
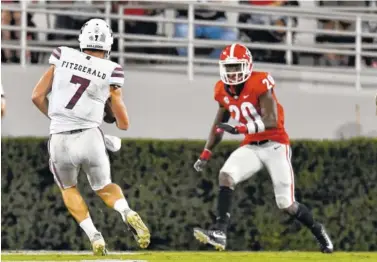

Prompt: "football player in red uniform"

[193,44,333,253]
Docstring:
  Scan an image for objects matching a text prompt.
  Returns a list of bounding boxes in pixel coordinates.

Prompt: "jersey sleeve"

[109,65,125,87]
[257,72,276,96]
[214,81,224,105]
[49,47,62,66]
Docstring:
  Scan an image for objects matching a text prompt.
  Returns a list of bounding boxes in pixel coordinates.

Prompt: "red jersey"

[214,71,290,145]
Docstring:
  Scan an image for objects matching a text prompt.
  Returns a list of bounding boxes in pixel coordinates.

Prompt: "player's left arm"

[107,64,129,129]
[109,85,129,130]
[1,95,5,118]
[1,84,5,118]
[259,89,278,129]
[31,65,54,119]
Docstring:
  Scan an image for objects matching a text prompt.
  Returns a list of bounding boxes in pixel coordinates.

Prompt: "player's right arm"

[31,47,62,119]
[31,65,54,119]
[194,103,230,172]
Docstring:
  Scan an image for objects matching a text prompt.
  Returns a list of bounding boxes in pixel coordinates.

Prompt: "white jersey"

[48,46,124,134]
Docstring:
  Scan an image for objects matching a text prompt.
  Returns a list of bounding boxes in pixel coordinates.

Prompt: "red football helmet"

[219,43,253,85]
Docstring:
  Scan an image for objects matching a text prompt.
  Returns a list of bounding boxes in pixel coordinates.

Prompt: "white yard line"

[1,250,148,262]
[1,250,142,255]
[2,261,147,262]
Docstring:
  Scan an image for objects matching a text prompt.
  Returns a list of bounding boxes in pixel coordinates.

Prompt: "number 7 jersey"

[214,71,290,145]
[48,46,124,134]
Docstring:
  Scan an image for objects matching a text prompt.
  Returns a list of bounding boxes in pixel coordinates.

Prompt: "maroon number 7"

[65,75,91,109]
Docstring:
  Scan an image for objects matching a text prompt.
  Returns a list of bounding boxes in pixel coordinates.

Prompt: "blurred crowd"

[1,0,39,63]
[1,0,377,67]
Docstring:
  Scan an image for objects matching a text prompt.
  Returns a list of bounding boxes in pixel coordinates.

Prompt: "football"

[103,98,116,124]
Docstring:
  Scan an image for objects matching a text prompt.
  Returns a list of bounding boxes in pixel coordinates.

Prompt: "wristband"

[235,125,248,134]
[200,149,212,160]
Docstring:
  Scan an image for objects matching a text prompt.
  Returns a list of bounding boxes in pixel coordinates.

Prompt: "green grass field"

[2,251,377,262]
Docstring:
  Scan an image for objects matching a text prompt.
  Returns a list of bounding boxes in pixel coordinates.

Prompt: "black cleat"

[193,227,226,251]
[311,223,334,253]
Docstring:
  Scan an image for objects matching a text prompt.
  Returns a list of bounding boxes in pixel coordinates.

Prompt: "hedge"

[1,138,376,251]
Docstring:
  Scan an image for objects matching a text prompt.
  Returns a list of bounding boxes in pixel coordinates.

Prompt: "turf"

[2,252,377,262]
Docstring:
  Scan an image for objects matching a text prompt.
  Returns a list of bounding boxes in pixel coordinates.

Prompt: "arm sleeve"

[49,47,62,66]
[109,65,125,87]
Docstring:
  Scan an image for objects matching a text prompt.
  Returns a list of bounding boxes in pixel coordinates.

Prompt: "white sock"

[79,217,99,241]
[113,198,132,221]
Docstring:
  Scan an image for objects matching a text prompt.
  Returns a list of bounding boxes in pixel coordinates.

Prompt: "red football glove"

[199,149,212,160]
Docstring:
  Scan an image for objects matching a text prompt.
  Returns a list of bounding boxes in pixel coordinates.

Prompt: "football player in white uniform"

[31,19,150,255]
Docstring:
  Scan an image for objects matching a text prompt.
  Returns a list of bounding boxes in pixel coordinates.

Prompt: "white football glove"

[194,159,208,172]
[193,149,212,172]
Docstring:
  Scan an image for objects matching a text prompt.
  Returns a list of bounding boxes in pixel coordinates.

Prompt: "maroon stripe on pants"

[48,135,64,189]
[51,162,64,189]
[285,145,295,204]
[47,135,51,154]
[97,127,110,160]
[97,127,110,154]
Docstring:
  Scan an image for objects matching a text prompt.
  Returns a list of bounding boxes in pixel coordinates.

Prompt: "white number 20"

[262,74,275,90]
[229,102,262,123]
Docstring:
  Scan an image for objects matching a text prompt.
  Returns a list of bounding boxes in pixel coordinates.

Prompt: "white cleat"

[91,232,108,256]
[193,227,226,251]
[126,210,151,249]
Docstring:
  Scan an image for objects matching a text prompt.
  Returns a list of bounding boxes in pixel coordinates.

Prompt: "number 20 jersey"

[48,46,124,134]
[214,71,290,145]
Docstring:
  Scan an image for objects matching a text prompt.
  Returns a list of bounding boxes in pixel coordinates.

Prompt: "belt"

[59,129,86,135]
[249,140,270,146]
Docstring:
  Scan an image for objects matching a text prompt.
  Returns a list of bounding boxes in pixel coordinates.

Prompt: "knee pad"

[275,195,292,209]
[218,171,235,188]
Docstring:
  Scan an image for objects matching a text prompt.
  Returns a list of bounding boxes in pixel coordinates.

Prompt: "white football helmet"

[78,19,113,57]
